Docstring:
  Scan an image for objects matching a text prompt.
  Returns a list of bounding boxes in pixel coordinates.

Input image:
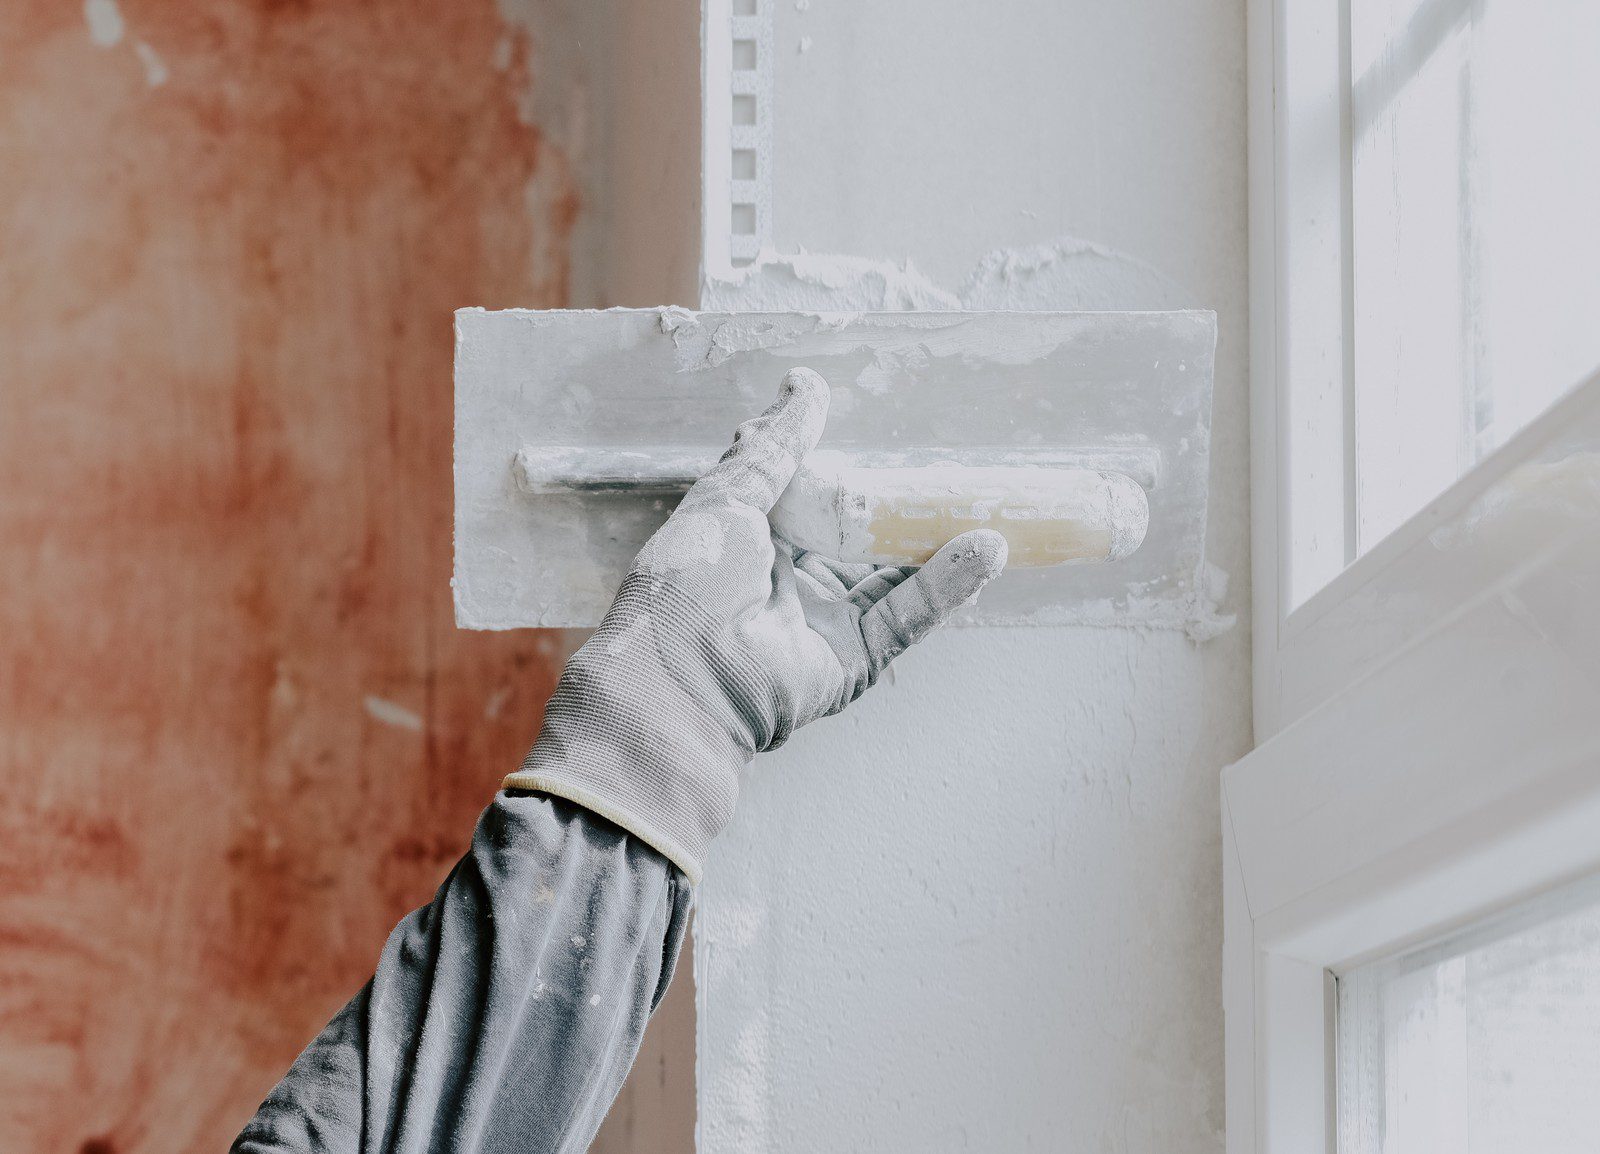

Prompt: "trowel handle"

[513,446,715,495]
[513,447,1150,567]
[770,453,1148,567]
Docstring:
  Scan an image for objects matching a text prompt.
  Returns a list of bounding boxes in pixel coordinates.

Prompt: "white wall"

[765,0,1245,300]
[694,2,1250,1150]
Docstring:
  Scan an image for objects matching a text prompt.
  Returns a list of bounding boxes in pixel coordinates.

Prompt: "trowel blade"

[454,308,1215,629]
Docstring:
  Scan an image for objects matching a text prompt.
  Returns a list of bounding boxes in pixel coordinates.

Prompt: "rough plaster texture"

[701,628,1233,1148]
[695,1,1250,1150]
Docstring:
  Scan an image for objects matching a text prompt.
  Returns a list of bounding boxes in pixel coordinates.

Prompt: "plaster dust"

[700,251,961,312]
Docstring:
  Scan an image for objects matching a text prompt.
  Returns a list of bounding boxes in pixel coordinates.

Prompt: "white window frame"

[1249,0,1353,740]
[1227,364,1600,1154]
[1234,0,1600,1148]
[1248,0,1600,738]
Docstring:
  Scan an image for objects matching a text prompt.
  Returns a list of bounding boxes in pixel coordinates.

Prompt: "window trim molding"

[1231,348,1600,1153]
[1250,0,1360,739]
[1243,1,1600,1148]
[1246,0,1284,737]
[1224,658,1600,1154]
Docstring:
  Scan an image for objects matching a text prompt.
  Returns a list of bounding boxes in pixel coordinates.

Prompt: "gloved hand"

[503,368,1008,882]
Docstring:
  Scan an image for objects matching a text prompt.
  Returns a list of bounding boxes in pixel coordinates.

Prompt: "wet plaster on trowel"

[692,6,1249,1145]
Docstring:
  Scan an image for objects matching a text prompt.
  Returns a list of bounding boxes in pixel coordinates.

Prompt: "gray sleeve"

[232,791,693,1154]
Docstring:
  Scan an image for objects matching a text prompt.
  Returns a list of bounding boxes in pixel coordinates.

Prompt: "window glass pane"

[1349,0,1600,555]
[1336,875,1600,1154]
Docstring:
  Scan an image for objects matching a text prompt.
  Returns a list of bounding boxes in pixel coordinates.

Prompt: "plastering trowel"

[454,308,1215,629]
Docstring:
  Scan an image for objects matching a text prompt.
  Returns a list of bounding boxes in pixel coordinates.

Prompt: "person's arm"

[233,368,1005,1152]
[232,792,690,1154]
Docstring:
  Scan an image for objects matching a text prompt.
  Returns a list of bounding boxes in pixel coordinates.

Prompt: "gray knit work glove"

[503,368,1009,883]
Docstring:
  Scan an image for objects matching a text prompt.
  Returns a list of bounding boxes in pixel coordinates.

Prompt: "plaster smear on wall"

[702,237,1188,314]
[702,251,961,311]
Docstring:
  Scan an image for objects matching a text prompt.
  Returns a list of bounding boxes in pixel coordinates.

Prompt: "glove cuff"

[505,675,749,885]
[506,574,782,883]
[501,769,709,885]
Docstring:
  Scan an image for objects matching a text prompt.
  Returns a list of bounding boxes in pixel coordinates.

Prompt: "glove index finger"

[690,367,830,514]
[860,529,1008,673]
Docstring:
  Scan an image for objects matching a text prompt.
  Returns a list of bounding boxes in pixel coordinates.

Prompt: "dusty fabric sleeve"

[231,791,693,1154]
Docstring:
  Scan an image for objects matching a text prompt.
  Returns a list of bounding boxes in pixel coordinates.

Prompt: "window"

[1222,463,1600,1153]
[1250,0,1600,735]
[1233,2,1600,1151]
[1337,876,1600,1154]
[1347,0,1600,556]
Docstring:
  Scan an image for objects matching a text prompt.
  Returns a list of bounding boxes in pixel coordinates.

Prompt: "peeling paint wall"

[694,2,1250,1150]
[0,2,594,1149]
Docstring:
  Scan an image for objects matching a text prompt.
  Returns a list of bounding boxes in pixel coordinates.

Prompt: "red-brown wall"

[0,3,581,1148]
